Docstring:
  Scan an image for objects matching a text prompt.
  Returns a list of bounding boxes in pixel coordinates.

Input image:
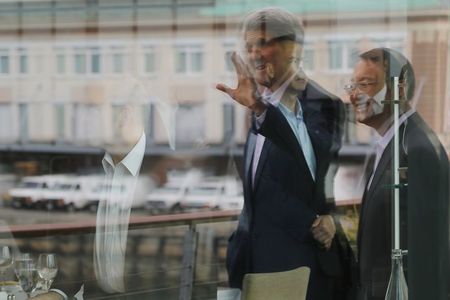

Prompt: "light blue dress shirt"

[278,100,317,181]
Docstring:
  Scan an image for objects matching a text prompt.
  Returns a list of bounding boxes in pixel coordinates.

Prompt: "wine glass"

[0,246,13,290]
[37,254,58,291]
[15,259,37,298]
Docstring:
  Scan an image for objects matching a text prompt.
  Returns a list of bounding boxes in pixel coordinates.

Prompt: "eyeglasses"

[343,81,378,94]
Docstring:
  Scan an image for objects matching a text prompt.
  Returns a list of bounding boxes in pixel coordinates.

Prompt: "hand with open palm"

[216,52,266,115]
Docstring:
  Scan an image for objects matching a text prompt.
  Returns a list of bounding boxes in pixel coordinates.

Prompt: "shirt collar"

[375,109,415,150]
[261,71,300,107]
[278,99,302,119]
[102,132,146,177]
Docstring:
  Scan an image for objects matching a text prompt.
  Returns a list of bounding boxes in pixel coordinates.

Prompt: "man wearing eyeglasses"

[348,48,449,299]
[216,7,346,299]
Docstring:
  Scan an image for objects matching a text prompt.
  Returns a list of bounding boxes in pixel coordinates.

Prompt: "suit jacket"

[226,81,345,299]
[357,113,449,300]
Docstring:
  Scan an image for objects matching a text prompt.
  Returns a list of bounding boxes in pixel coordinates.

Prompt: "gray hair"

[241,7,304,45]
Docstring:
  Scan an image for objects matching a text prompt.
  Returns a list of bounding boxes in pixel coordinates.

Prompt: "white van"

[9,175,66,208]
[180,176,244,211]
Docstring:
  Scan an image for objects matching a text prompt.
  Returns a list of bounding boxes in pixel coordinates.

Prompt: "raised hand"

[216,52,266,115]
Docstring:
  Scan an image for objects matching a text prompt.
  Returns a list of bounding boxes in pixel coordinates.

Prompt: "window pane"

[225,51,233,72]
[175,51,186,73]
[191,51,203,72]
[145,52,154,73]
[56,54,66,74]
[55,104,65,140]
[328,42,342,70]
[113,53,123,73]
[74,54,86,74]
[303,48,314,71]
[0,54,9,74]
[19,54,28,74]
[91,53,101,73]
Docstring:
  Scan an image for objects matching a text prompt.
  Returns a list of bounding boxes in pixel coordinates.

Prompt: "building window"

[144,48,155,74]
[91,52,101,74]
[0,50,9,74]
[224,50,234,72]
[175,103,204,146]
[73,104,102,143]
[328,41,358,72]
[223,104,234,144]
[0,104,13,140]
[113,53,124,73]
[302,47,314,71]
[74,47,101,75]
[18,49,28,74]
[19,103,28,142]
[175,45,203,74]
[328,41,343,70]
[112,104,125,141]
[56,53,66,74]
[55,104,65,140]
[74,53,87,74]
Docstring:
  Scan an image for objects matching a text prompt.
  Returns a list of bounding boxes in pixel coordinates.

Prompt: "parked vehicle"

[9,175,67,208]
[144,169,201,214]
[42,175,104,211]
[180,176,243,211]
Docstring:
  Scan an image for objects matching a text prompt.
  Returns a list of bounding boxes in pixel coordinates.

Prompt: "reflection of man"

[33,104,147,300]
[348,48,449,299]
[216,7,345,299]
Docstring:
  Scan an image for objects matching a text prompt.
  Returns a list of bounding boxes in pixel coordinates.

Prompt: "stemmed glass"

[0,246,13,291]
[37,254,58,292]
[14,259,37,298]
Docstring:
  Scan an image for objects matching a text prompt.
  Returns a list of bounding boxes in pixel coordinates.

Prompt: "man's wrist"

[250,101,267,116]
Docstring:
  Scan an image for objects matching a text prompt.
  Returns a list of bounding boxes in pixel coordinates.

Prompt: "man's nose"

[248,45,261,60]
[349,90,359,104]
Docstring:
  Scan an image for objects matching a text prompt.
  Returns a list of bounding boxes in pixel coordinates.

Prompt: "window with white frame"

[73,47,101,75]
[223,43,236,73]
[143,48,155,74]
[56,53,66,74]
[328,41,358,72]
[73,103,102,143]
[0,103,13,140]
[54,103,65,140]
[175,45,203,74]
[302,45,315,72]
[111,47,125,74]
[18,48,28,74]
[0,49,10,74]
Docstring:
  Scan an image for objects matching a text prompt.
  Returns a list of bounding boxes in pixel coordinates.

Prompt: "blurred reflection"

[348,48,449,299]
[216,7,346,300]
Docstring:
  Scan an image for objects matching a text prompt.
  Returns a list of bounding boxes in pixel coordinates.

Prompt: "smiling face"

[244,29,301,91]
[349,59,387,125]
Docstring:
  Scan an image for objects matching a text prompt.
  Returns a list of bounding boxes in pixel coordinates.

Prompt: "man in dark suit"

[348,48,449,299]
[216,7,345,299]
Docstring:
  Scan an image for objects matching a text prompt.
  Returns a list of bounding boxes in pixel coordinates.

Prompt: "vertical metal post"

[393,76,400,250]
[179,224,198,300]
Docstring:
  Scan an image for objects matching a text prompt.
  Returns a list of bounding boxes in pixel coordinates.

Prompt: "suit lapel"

[243,130,257,210]
[253,139,272,192]
[244,130,257,185]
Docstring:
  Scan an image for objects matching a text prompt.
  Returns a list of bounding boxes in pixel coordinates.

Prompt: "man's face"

[244,29,300,90]
[349,59,386,125]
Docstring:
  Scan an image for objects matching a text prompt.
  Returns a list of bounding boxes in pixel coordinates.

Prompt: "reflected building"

[0,0,448,160]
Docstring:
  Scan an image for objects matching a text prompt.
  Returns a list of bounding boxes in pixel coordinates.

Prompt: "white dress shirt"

[94,132,146,294]
[252,73,315,186]
[367,109,415,189]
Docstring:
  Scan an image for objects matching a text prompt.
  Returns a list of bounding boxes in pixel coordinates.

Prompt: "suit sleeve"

[408,137,449,299]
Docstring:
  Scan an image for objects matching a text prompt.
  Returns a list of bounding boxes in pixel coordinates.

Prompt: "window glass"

[0,2,447,300]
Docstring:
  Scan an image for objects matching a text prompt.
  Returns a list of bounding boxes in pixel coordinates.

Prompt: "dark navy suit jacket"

[226,81,345,299]
[357,113,449,300]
